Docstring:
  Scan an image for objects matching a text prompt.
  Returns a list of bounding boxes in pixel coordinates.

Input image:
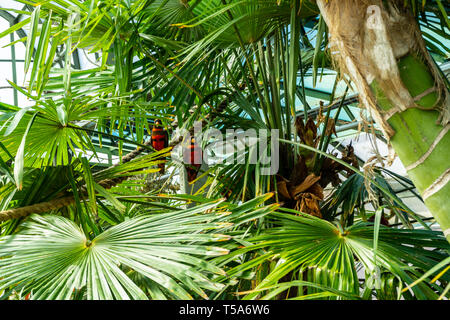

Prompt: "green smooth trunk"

[371,54,450,240]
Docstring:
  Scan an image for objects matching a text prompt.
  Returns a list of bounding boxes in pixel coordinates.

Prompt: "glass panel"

[0,0,25,11]
[0,19,12,60]
[0,61,13,88]
[15,61,29,86]
[11,32,26,60]
[336,133,408,176]
[0,88,14,105]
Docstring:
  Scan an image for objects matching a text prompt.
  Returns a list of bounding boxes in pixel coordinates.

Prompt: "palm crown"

[0,0,449,300]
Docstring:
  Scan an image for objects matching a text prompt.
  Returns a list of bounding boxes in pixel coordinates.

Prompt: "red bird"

[184,137,202,183]
[151,119,168,174]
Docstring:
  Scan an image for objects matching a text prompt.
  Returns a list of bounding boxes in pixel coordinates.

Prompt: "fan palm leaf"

[0,201,231,300]
[220,210,450,300]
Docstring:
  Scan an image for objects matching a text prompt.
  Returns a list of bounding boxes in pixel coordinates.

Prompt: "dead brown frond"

[316,0,449,140]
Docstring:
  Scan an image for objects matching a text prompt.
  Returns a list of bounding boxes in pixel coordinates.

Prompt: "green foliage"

[214,210,449,300]
[0,209,228,300]
[0,0,448,300]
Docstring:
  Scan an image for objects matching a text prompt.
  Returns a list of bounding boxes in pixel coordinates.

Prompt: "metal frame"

[0,4,82,104]
[0,6,26,106]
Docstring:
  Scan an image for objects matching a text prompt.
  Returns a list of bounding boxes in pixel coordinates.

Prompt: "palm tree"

[0,0,449,300]
[314,0,450,241]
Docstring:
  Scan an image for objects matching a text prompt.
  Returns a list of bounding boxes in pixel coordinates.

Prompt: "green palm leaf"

[223,210,450,300]
[0,202,233,300]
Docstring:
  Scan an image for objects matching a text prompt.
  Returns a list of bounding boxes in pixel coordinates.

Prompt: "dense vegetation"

[0,0,449,300]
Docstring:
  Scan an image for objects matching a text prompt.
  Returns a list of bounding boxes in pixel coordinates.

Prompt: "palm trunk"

[315,0,450,240]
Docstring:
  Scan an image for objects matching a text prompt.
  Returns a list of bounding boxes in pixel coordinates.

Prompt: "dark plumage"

[151,119,168,174]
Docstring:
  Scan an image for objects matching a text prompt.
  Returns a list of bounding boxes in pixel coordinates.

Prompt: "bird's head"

[154,119,163,128]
